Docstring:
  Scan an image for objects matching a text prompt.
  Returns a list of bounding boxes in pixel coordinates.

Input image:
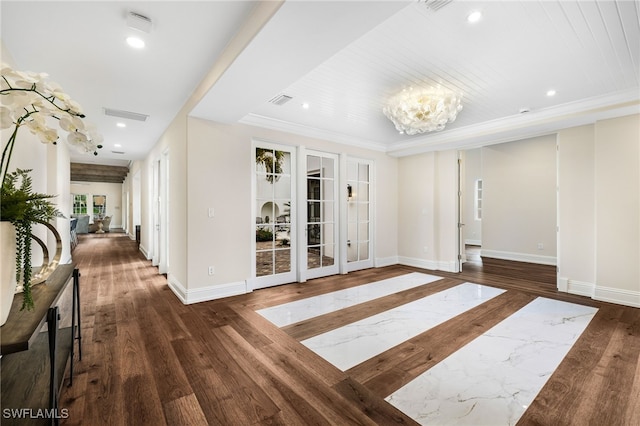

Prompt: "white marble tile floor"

[385,297,598,425]
[256,272,442,327]
[301,283,505,371]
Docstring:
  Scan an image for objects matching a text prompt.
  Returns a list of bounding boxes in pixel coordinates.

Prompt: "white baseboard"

[168,276,248,305]
[594,285,640,308]
[481,249,557,266]
[167,275,188,304]
[398,256,458,272]
[465,239,482,246]
[569,280,594,297]
[375,256,399,268]
[558,277,639,308]
[139,243,150,260]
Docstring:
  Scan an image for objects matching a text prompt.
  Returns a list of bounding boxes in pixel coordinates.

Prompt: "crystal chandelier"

[382,85,463,135]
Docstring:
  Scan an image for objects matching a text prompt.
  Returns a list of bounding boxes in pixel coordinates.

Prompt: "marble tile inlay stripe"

[385,297,598,426]
[256,272,442,327]
[301,283,505,371]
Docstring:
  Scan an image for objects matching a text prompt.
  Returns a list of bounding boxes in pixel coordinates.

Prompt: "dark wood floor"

[60,234,640,425]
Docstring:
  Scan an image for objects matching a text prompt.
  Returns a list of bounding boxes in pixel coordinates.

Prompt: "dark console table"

[1,264,81,425]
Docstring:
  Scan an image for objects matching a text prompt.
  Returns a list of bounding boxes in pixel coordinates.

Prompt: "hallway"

[60,233,639,425]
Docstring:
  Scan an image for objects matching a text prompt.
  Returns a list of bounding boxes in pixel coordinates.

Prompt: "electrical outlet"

[537,243,544,250]
[208,266,215,275]
[208,207,215,218]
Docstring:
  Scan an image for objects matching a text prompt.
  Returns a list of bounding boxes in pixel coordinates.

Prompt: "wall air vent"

[104,108,149,122]
[421,0,453,11]
[268,94,293,106]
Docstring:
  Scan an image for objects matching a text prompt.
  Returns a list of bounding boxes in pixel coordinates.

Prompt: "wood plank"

[56,233,640,425]
[162,394,208,426]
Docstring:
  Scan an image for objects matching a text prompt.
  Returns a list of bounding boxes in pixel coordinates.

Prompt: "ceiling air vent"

[268,94,293,106]
[127,11,152,33]
[421,0,453,11]
[111,151,126,155]
[104,107,149,122]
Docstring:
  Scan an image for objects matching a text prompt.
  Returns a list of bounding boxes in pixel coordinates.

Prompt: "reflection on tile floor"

[257,275,598,425]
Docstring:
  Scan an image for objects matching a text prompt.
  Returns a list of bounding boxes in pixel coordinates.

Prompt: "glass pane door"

[254,145,295,289]
[306,152,338,280]
[347,159,373,271]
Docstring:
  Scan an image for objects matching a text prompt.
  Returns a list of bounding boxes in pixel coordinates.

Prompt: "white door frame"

[159,149,169,274]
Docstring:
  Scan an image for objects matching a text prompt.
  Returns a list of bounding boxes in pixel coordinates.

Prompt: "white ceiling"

[1,1,256,166]
[2,1,639,165]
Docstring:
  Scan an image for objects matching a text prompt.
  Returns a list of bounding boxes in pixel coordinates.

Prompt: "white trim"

[569,280,595,298]
[167,274,188,304]
[594,285,640,308]
[557,276,569,292]
[481,249,557,266]
[168,276,248,305]
[398,256,458,273]
[465,239,482,246]
[388,90,640,157]
[139,243,150,260]
[241,113,388,153]
[375,256,399,268]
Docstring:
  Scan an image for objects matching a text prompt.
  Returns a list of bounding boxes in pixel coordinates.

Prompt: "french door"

[252,143,373,289]
[346,158,373,272]
[304,151,339,280]
[252,142,296,290]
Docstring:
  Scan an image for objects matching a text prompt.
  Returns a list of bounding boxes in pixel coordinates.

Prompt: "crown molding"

[387,89,640,157]
[238,89,639,157]
[239,113,388,152]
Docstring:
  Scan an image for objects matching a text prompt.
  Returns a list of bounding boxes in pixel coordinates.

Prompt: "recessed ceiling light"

[126,36,145,49]
[546,89,557,97]
[116,122,126,128]
[302,102,310,110]
[114,143,122,148]
[467,10,482,23]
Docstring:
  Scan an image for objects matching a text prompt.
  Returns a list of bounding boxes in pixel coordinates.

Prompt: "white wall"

[557,125,596,295]
[463,148,482,246]
[183,118,398,301]
[557,114,640,307]
[397,150,459,272]
[481,135,557,265]
[594,114,640,306]
[1,43,63,268]
[48,141,72,264]
[70,182,123,228]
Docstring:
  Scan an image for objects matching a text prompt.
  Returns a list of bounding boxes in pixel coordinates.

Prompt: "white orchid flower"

[1,63,102,181]
[36,128,58,144]
[25,113,47,133]
[65,99,83,115]
[59,115,85,132]
[67,131,88,146]
[0,106,14,129]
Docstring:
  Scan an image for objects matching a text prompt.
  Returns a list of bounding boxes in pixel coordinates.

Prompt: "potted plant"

[0,63,102,320]
[1,169,60,310]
